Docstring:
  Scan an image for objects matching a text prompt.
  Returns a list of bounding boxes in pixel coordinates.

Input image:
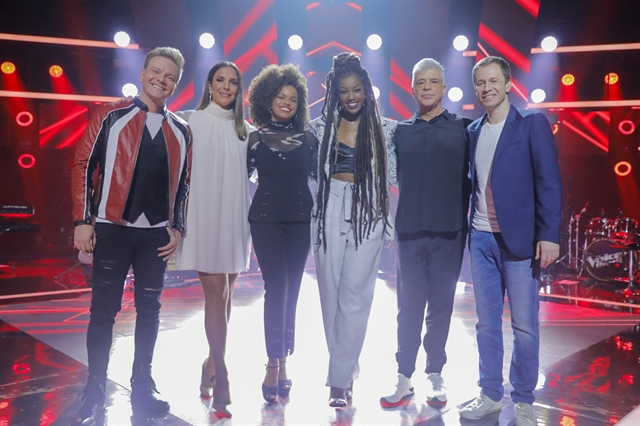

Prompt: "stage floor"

[0,265,639,425]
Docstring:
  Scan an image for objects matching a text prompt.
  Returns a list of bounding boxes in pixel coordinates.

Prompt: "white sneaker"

[459,392,502,420]
[380,374,414,408]
[514,402,536,426]
[426,373,447,405]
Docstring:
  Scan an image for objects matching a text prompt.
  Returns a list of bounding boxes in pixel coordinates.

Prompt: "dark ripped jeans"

[87,223,169,384]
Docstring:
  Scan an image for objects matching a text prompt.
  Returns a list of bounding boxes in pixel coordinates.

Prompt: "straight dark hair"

[196,61,248,140]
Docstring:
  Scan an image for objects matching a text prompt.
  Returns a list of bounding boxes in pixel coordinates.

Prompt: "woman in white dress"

[175,61,251,418]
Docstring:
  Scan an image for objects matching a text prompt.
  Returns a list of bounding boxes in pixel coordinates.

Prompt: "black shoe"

[72,377,106,426]
[278,379,292,398]
[262,364,278,403]
[131,378,170,416]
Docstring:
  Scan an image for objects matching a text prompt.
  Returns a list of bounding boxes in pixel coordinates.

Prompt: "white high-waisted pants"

[312,179,384,389]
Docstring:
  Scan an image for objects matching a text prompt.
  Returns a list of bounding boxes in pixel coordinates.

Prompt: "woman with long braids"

[175,61,251,418]
[308,52,397,408]
[247,64,318,404]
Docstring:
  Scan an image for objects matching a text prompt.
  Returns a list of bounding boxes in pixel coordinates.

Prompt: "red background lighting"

[16,111,34,127]
[614,161,632,177]
[617,119,635,135]
[17,153,36,169]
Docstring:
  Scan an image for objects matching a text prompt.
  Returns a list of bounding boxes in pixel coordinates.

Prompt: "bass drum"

[584,239,630,281]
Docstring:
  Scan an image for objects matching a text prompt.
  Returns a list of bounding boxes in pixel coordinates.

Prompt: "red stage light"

[49,65,63,78]
[16,111,34,127]
[12,362,30,375]
[619,374,634,384]
[561,74,575,86]
[618,120,635,135]
[1,61,16,74]
[614,161,632,177]
[605,72,618,85]
[18,153,36,169]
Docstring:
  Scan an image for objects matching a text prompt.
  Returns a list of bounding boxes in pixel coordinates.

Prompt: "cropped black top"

[330,142,355,174]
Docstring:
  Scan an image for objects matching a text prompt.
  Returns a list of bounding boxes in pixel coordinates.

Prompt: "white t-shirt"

[472,119,505,232]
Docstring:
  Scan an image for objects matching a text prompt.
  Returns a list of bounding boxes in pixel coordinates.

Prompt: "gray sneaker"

[514,402,536,426]
[426,373,447,405]
[459,392,502,420]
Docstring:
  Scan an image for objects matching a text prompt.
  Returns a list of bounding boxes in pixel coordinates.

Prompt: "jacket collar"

[471,104,519,131]
[134,96,167,117]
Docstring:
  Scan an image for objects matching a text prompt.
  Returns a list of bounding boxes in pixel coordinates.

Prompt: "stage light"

[49,65,63,78]
[541,36,558,52]
[114,31,130,47]
[605,72,619,85]
[18,153,36,169]
[372,85,380,100]
[618,120,635,135]
[199,33,215,49]
[1,61,16,74]
[16,111,34,127]
[366,34,382,51]
[531,88,546,103]
[614,161,631,176]
[561,74,575,86]
[453,35,469,51]
[288,35,303,51]
[122,83,138,97]
[447,87,463,102]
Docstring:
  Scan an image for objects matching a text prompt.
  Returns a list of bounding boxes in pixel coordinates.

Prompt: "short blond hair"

[472,56,511,84]
[144,46,185,82]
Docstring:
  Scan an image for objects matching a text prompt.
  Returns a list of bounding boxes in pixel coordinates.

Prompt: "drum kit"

[564,203,639,288]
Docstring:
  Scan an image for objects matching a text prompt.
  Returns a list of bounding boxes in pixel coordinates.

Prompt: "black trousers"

[395,229,465,378]
[250,221,310,359]
[87,223,169,382]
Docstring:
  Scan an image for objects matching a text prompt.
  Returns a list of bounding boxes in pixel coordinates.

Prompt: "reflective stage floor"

[1,263,639,425]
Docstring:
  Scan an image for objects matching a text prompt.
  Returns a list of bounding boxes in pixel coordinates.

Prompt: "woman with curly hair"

[308,52,397,407]
[246,64,318,403]
[175,61,251,418]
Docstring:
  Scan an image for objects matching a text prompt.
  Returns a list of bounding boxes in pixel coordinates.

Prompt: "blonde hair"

[143,46,185,82]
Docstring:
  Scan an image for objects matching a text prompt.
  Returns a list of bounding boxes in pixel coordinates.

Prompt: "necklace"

[340,115,360,124]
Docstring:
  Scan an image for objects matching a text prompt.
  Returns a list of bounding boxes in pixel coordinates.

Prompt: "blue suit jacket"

[467,105,562,259]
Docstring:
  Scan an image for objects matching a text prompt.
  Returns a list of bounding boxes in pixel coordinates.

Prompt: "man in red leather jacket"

[71,46,192,425]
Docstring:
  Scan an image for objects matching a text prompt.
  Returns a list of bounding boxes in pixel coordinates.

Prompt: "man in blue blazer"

[459,56,562,426]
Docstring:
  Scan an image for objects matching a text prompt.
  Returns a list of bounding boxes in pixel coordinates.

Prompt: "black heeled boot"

[72,375,106,426]
[130,371,170,416]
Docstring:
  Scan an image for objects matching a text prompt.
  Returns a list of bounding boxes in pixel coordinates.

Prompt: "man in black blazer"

[381,58,471,408]
[459,56,561,426]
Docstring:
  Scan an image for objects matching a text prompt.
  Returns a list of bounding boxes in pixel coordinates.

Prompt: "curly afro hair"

[248,63,309,130]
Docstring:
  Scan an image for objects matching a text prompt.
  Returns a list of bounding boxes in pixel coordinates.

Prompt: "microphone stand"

[571,202,588,274]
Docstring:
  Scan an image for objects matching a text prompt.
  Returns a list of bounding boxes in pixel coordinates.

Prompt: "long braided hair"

[315,52,389,250]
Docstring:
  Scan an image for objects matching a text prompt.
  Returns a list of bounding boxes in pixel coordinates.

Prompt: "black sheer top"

[247,121,318,223]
